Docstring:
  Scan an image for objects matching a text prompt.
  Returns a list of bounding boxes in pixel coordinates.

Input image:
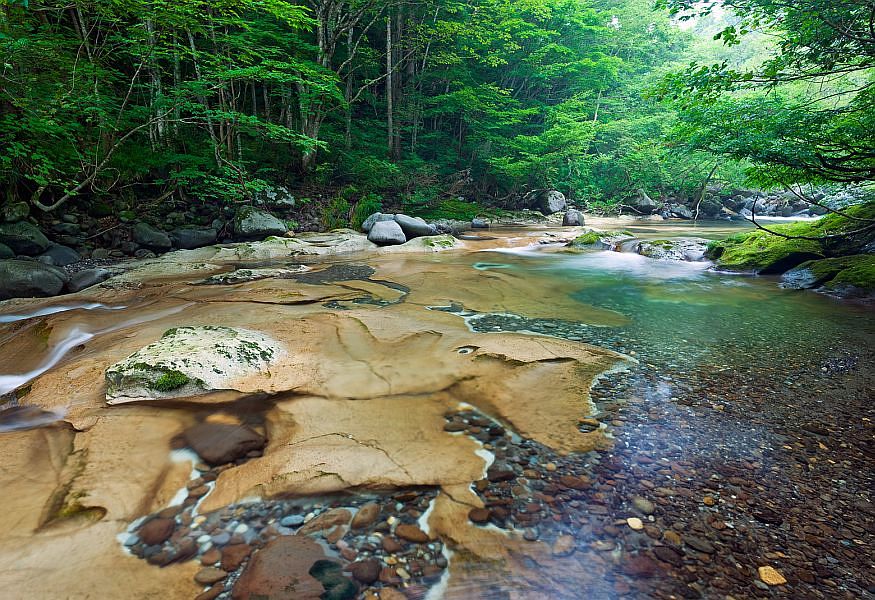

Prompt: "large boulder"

[781,255,875,299]
[361,212,395,233]
[367,220,406,246]
[105,326,286,404]
[528,190,567,215]
[562,209,585,226]
[0,259,69,300]
[1,201,30,223]
[169,227,217,250]
[233,207,288,239]
[253,186,296,210]
[633,189,659,215]
[394,214,437,238]
[132,222,172,251]
[569,229,634,251]
[67,268,114,293]
[668,204,693,219]
[0,221,51,255]
[38,244,81,267]
[637,238,709,262]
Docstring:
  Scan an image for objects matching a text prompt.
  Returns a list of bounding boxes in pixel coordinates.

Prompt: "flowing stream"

[0,220,872,600]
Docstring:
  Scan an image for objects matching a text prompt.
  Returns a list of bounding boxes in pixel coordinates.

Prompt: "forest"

[2,0,872,227]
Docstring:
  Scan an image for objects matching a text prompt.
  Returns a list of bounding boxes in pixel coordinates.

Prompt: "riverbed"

[0,220,871,600]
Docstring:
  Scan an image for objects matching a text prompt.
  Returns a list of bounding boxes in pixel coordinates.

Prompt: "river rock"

[637,238,709,262]
[350,558,381,584]
[170,227,218,250]
[668,204,693,219]
[0,259,69,299]
[367,221,406,246]
[351,503,380,529]
[67,268,114,293]
[758,566,787,586]
[183,423,265,466]
[233,207,288,239]
[394,214,436,238]
[105,326,285,403]
[0,243,12,259]
[562,209,584,226]
[395,524,429,543]
[232,536,329,600]
[298,508,352,536]
[254,186,296,210]
[220,543,252,571]
[132,222,172,250]
[138,517,175,545]
[194,567,228,585]
[529,190,567,215]
[38,244,80,267]
[634,189,659,214]
[0,221,51,255]
[471,218,490,229]
[361,213,395,233]
[1,201,30,223]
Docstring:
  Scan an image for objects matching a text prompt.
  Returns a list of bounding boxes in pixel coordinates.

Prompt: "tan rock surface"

[0,228,626,599]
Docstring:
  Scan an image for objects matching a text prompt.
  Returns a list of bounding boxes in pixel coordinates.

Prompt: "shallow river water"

[0,220,872,600]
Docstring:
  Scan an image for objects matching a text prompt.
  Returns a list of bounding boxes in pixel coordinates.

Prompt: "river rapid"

[0,220,872,600]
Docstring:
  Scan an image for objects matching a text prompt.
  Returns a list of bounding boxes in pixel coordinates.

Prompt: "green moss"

[708,229,824,273]
[570,230,630,247]
[711,202,875,274]
[825,255,875,291]
[423,235,456,248]
[152,369,191,391]
[572,231,603,246]
[413,199,510,221]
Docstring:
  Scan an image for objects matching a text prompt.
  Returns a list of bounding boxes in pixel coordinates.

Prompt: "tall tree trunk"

[386,16,395,160]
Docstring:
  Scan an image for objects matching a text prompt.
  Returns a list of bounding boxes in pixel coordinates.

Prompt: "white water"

[0,303,126,324]
[0,303,191,395]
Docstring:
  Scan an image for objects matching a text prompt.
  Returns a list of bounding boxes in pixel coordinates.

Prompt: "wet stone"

[138,517,175,546]
[194,567,228,585]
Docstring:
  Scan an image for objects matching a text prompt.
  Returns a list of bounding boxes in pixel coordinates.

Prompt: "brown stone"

[183,422,266,466]
[297,508,352,536]
[381,536,403,553]
[195,587,223,600]
[220,544,252,571]
[395,524,429,543]
[232,536,328,600]
[350,559,381,584]
[194,567,228,585]
[559,475,589,490]
[138,517,175,546]
[201,547,221,566]
[351,503,381,529]
[468,508,491,524]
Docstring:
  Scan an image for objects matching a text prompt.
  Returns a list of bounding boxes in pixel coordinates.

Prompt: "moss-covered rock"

[782,255,875,299]
[569,229,634,250]
[708,202,875,274]
[105,326,285,404]
[637,238,709,262]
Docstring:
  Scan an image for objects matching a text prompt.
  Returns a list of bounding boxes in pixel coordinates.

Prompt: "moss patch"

[824,255,875,293]
[152,369,191,392]
[708,202,875,274]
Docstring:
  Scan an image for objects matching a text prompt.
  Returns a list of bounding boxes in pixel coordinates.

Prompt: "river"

[0,220,872,599]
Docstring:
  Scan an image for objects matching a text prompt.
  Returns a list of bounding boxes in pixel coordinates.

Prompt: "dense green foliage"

[0,0,735,216]
[660,0,875,186]
[1,0,871,219]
